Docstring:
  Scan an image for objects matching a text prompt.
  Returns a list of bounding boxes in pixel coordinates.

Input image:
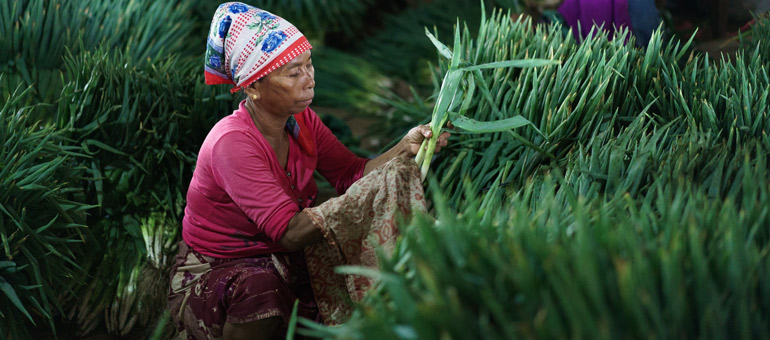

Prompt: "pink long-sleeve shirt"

[182,101,368,258]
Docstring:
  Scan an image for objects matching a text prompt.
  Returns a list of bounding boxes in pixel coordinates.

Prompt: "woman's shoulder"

[209,100,261,135]
[208,113,254,138]
[201,112,268,157]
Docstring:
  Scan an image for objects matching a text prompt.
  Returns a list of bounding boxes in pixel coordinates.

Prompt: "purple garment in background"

[558,0,632,41]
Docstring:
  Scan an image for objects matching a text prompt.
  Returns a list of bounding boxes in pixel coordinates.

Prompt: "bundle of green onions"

[415,12,558,180]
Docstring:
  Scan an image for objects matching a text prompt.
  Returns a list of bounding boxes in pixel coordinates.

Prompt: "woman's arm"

[363,124,450,176]
[278,211,322,252]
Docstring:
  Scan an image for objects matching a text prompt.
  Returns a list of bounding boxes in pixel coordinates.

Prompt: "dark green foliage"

[57,48,233,335]
[258,0,373,39]
[188,0,374,43]
[298,8,770,340]
[383,9,770,207]
[428,15,647,204]
[354,0,525,85]
[313,47,389,115]
[357,0,486,84]
[739,13,770,63]
[0,0,197,107]
[304,166,770,339]
[57,49,225,226]
[304,120,770,339]
[0,86,90,340]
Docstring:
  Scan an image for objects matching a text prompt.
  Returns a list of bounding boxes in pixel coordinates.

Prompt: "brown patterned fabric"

[304,156,427,325]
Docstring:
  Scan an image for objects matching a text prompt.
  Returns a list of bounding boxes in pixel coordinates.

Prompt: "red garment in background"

[182,101,368,258]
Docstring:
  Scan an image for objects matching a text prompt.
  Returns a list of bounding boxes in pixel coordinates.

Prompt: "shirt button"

[291,185,295,190]
[286,171,291,177]
[298,198,303,203]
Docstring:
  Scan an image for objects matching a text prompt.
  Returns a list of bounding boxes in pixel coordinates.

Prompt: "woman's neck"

[246,99,286,140]
[246,99,290,168]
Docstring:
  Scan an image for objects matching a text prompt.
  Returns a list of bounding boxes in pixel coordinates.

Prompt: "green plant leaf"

[286,299,300,340]
[82,139,128,156]
[0,275,35,323]
[449,112,534,133]
[425,28,453,60]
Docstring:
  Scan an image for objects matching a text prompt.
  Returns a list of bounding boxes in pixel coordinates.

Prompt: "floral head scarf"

[204,2,312,93]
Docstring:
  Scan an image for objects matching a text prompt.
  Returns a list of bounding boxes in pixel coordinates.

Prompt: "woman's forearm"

[363,139,411,176]
[279,211,323,251]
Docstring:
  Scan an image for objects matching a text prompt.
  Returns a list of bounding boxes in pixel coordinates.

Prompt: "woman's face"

[250,50,315,116]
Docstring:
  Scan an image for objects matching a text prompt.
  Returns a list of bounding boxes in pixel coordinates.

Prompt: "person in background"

[524,0,663,46]
[167,2,450,339]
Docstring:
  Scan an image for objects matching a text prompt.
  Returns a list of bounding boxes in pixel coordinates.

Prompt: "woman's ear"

[243,82,261,101]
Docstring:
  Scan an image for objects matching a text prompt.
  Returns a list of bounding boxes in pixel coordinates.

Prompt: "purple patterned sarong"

[167,242,320,339]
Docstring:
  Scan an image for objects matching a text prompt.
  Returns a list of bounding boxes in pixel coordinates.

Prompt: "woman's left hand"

[402,123,452,157]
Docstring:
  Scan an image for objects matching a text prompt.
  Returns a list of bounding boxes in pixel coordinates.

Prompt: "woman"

[168,3,450,340]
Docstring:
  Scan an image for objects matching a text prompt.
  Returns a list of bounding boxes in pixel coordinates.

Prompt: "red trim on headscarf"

[205,71,235,86]
[231,37,312,93]
[293,112,315,157]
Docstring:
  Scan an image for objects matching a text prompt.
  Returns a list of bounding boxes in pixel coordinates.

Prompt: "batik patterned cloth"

[204,2,312,93]
[303,157,428,325]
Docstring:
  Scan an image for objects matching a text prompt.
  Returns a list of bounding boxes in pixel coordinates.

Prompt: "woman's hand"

[402,123,452,157]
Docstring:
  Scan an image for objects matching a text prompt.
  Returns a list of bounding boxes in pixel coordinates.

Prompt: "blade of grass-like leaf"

[458,78,476,115]
[432,70,464,126]
[335,265,417,319]
[416,69,464,167]
[147,310,170,340]
[0,275,35,323]
[471,69,503,117]
[450,20,462,69]
[82,139,128,156]
[508,130,554,159]
[425,28,453,60]
[449,112,534,133]
[286,300,299,340]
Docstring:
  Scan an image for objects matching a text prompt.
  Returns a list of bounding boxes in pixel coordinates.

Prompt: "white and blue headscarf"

[204,2,312,93]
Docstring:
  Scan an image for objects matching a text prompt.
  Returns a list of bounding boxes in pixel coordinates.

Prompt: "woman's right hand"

[401,123,452,157]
